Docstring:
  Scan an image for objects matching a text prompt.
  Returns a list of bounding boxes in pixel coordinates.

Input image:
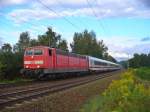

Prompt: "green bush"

[0,52,23,80]
[135,67,150,80]
[80,70,150,112]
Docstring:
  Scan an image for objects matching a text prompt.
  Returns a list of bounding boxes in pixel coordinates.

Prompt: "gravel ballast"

[2,71,122,112]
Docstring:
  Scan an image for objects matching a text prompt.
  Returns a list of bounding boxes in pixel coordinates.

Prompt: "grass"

[80,70,150,112]
[0,78,32,84]
[134,67,150,81]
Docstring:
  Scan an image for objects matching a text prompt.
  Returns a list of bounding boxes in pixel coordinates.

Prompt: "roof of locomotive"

[25,46,119,66]
[25,46,86,57]
[25,46,53,50]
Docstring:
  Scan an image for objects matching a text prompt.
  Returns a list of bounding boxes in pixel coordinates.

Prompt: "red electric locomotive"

[22,46,89,79]
[21,46,121,79]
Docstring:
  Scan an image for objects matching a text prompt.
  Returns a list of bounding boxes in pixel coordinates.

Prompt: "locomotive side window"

[49,49,52,56]
[34,49,43,55]
[25,50,33,55]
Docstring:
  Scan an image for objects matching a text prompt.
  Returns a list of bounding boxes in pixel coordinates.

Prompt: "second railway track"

[0,71,121,110]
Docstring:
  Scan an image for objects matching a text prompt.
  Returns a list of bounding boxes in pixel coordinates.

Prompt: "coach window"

[34,49,43,55]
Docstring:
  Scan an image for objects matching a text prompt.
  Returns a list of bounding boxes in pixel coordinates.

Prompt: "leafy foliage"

[13,32,30,53]
[81,70,150,112]
[71,30,107,58]
[37,27,68,51]
[119,61,128,69]
[57,39,68,51]
[129,53,150,68]
[1,43,12,52]
[71,30,116,62]
[135,67,150,80]
[0,51,23,80]
[0,60,6,79]
[101,71,150,112]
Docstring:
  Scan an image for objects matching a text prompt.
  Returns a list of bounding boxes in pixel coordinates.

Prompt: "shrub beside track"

[80,70,150,112]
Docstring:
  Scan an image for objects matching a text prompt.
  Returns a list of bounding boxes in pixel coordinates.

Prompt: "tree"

[1,43,12,52]
[30,39,39,47]
[0,60,6,79]
[119,61,128,69]
[71,30,108,59]
[38,27,61,47]
[148,54,150,66]
[129,53,150,68]
[0,45,23,80]
[57,39,68,51]
[14,32,30,53]
[38,27,68,51]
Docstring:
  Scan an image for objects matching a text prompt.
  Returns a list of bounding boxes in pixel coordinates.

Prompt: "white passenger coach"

[88,56,120,71]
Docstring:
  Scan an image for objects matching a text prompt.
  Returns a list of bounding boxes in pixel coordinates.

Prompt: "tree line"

[0,27,116,80]
[129,53,150,68]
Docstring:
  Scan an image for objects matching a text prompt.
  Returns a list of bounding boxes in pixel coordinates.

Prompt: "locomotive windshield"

[25,49,43,55]
[25,50,33,55]
[34,49,43,55]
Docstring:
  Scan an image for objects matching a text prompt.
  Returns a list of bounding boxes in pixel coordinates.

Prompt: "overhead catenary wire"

[93,0,112,36]
[36,0,79,30]
[54,0,88,29]
[0,18,42,35]
[86,0,107,35]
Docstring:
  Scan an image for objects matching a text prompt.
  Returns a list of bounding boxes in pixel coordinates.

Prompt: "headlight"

[35,60,43,64]
[37,65,40,68]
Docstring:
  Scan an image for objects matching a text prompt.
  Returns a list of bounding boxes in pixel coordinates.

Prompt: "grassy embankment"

[80,68,150,112]
[0,78,32,84]
[134,67,150,80]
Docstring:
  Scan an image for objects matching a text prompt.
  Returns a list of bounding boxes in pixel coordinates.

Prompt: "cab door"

[46,48,54,69]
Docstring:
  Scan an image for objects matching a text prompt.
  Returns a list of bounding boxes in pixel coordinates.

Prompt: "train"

[21,46,121,79]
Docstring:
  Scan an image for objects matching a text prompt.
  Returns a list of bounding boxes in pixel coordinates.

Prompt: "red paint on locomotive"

[24,46,88,74]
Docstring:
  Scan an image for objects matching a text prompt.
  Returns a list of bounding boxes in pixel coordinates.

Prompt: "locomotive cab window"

[25,50,33,55]
[34,49,43,55]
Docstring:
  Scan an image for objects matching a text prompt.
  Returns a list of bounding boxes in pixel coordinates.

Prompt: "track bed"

[0,71,121,111]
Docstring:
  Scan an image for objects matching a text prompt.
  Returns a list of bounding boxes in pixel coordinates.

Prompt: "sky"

[0,0,150,61]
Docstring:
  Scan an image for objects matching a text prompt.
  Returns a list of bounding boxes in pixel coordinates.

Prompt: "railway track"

[0,71,121,110]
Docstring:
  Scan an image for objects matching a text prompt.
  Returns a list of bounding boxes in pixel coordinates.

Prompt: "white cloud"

[0,37,3,47]
[0,30,20,46]
[102,36,150,61]
[108,51,132,61]
[7,8,56,23]
[125,43,150,54]
[0,0,27,6]
[4,0,150,23]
